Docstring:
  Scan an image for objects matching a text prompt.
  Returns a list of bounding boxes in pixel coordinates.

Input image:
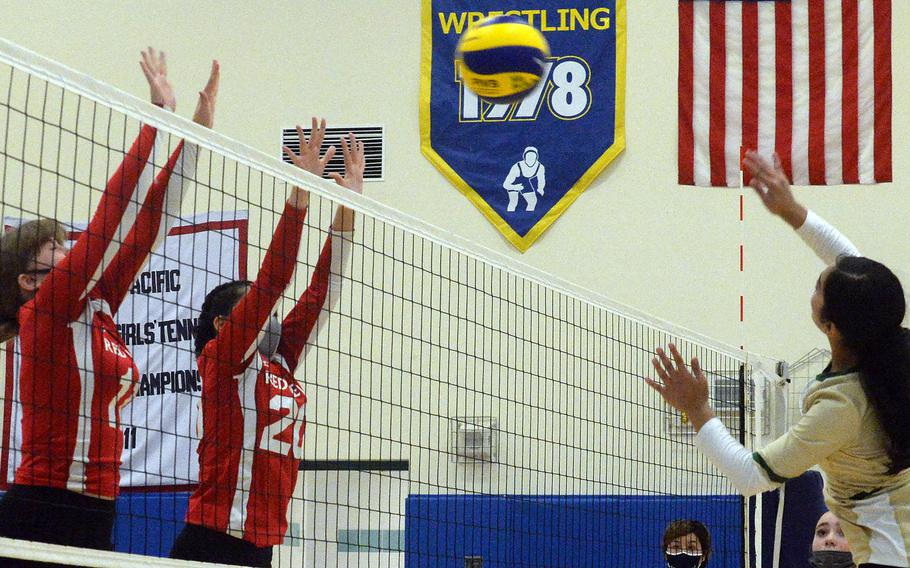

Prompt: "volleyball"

[455,15,551,104]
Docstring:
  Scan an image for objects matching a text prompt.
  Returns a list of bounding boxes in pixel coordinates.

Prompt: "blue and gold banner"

[421,1,626,252]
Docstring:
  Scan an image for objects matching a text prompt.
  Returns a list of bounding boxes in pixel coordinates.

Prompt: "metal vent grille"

[451,417,498,463]
[281,125,384,181]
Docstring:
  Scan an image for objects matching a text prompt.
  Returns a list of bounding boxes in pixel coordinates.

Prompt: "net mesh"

[0,39,785,567]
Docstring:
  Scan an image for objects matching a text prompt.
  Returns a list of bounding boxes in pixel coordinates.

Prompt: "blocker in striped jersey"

[678,0,891,188]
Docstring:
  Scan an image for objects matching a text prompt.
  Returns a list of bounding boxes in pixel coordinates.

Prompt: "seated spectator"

[662,519,712,568]
[809,511,855,568]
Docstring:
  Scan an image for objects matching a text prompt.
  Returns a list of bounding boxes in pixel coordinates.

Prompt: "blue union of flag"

[421,0,626,252]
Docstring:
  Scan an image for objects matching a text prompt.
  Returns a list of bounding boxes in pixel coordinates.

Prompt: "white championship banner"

[2,210,248,488]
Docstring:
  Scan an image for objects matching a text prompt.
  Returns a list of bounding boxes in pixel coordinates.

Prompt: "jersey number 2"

[259,395,305,460]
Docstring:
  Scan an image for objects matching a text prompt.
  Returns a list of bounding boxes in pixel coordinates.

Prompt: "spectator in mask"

[810,511,856,568]
[663,519,712,568]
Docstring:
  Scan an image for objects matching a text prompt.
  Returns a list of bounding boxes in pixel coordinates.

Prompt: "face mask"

[665,551,703,568]
[808,550,855,568]
[257,314,282,360]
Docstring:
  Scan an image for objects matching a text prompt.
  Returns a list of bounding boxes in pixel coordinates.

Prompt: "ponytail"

[822,256,910,474]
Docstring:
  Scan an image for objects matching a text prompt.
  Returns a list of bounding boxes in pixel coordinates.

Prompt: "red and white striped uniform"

[15,125,194,499]
[187,204,342,547]
[678,0,892,187]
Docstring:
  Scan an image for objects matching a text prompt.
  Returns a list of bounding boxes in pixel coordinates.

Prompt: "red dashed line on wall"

[739,150,746,352]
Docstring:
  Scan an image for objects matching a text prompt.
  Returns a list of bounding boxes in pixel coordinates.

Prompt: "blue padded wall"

[405,494,744,567]
[113,491,190,556]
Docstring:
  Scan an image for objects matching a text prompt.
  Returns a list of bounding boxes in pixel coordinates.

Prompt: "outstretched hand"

[140,47,175,111]
[742,150,807,229]
[645,344,715,431]
[329,133,365,194]
[282,117,336,177]
[192,60,220,129]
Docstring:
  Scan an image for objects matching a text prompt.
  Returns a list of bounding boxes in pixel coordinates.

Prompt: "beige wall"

[1,2,908,362]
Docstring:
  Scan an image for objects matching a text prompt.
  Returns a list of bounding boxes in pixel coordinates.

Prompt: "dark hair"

[194,280,251,357]
[0,219,65,342]
[663,519,712,565]
[822,256,910,474]
[660,519,714,567]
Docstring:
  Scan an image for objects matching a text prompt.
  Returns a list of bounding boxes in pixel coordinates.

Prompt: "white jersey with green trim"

[755,369,910,566]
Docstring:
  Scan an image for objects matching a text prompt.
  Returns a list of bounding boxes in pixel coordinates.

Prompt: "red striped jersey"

[15,125,193,499]
[678,0,892,187]
[187,204,337,547]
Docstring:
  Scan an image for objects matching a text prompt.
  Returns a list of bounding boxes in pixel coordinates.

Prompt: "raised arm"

[277,234,330,370]
[744,151,860,264]
[277,128,362,372]
[794,210,861,265]
[93,139,192,312]
[277,229,353,369]
[208,116,338,370]
[35,124,159,321]
[646,344,859,497]
[212,194,308,370]
[694,380,858,496]
[94,55,220,312]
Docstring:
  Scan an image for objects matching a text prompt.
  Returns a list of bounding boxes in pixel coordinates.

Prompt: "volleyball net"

[0,38,788,567]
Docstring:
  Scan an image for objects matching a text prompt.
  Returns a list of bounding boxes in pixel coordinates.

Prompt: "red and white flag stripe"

[679,0,891,187]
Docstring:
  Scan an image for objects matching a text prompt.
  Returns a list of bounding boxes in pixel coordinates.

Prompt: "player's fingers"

[205,61,220,97]
[691,357,706,381]
[312,117,326,148]
[159,50,167,75]
[741,151,757,170]
[282,145,299,162]
[772,152,783,171]
[743,153,771,178]
[348,134,357,160]
[139,60,154,82]
[743,159,767,182]
[329,172,344,185]
[321,145,337,166]
[644,378,666,398]
[650,358,671,384]
[296,124,309,148]
[341,134,352,162]
[655,348,676,377]
[668,343,687,371]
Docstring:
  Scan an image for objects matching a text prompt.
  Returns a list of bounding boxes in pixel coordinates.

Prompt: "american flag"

[678,0,891,187]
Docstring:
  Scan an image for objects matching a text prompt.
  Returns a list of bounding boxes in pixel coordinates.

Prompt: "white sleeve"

[694,417,779,497]
[299,229,353,362]
[326,229,353,308]
[796,210,861,265]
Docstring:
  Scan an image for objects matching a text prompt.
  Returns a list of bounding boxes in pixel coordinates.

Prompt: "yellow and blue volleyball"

[456,15,551,104]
